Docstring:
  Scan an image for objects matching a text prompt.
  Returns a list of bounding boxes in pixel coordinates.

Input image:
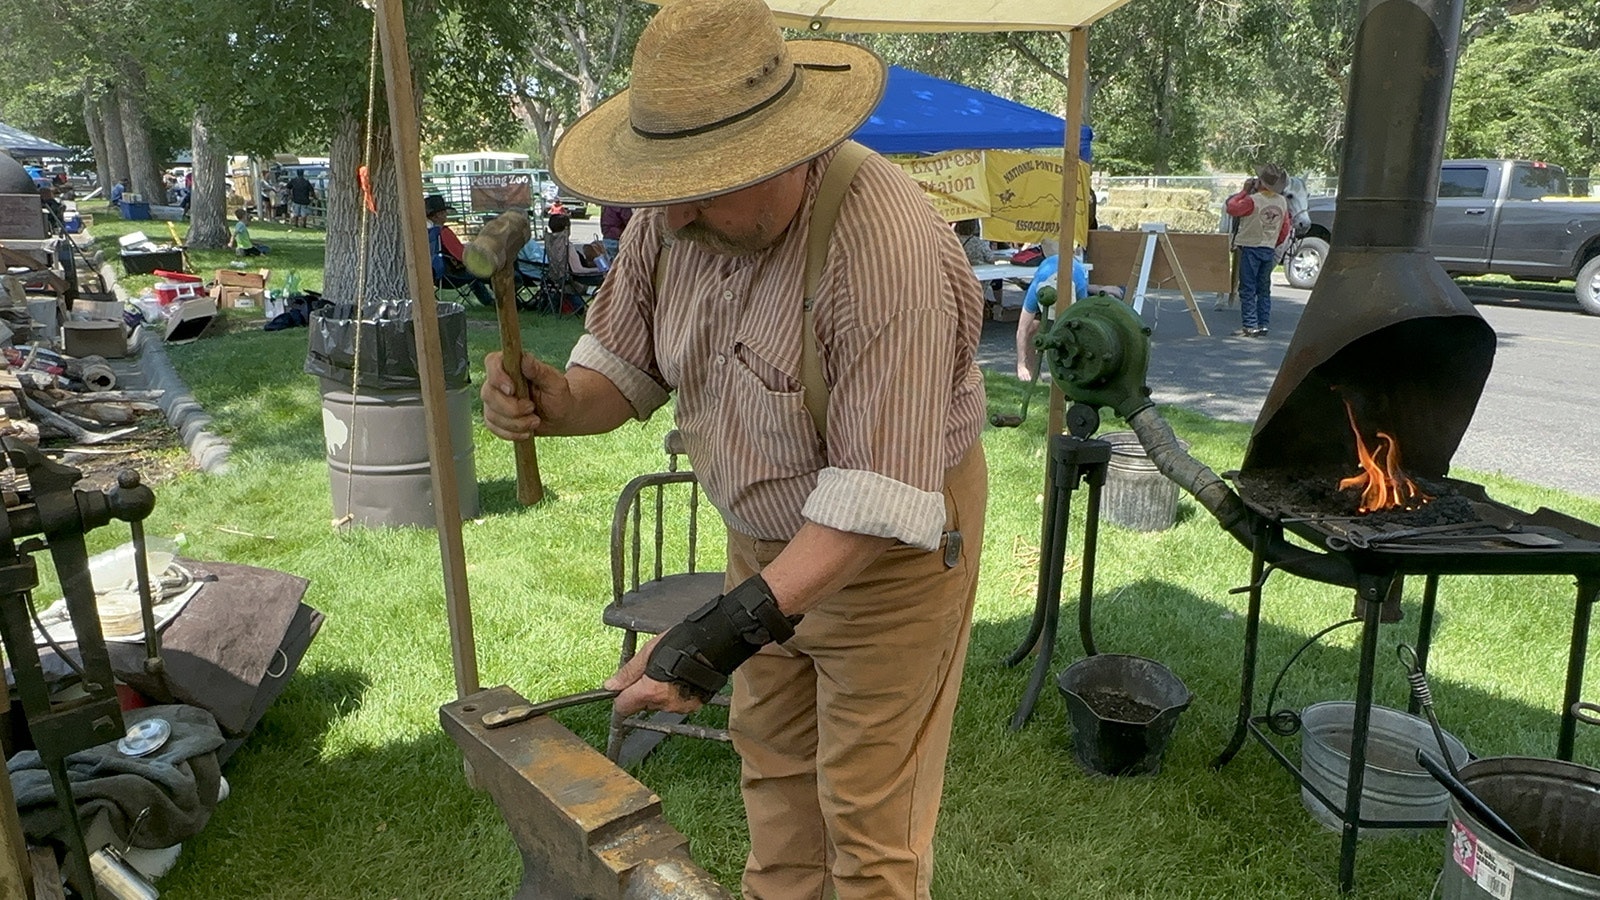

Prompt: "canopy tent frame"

[371,0,1132,716]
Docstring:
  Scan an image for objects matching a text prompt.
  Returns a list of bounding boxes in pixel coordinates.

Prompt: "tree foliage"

[1,0,1596,208]
[1449,1,1600,178]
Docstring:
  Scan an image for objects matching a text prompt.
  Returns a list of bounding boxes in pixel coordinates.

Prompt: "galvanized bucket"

[1439,756,1600,899]
[1299,701,1469,836]
[1099,432,1186,532]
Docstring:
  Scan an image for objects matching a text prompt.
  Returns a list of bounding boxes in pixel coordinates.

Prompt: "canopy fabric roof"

[856,66,1087,155]
[653,0,1134,32]
[0,122,69,156]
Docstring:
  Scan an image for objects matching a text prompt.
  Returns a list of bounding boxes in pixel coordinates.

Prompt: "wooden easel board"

[1086,231,1232,294]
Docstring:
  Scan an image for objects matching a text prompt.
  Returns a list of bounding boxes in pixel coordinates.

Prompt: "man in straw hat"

[481,0,986,895]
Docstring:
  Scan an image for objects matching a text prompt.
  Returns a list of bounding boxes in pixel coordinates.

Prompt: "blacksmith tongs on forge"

[1325,521,1559,551]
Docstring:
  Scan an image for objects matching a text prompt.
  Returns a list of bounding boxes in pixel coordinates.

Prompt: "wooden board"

[1086,230,1233,294]
[0,195,45,240]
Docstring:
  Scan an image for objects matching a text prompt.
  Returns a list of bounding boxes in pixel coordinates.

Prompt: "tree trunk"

[99,92,130,187]
[118,84,164,204]
[187,109,230,250]
[322,111,408,306]
[82,91,112,194]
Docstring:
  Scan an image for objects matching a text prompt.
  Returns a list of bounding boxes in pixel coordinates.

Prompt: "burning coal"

[1338,400,1432,513]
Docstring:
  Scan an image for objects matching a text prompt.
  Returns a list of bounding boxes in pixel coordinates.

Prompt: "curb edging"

[102,259,234,476]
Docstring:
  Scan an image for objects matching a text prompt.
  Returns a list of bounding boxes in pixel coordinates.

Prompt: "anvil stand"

[1005,404,1112,731]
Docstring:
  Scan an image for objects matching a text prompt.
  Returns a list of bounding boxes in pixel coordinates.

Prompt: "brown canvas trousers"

[727,443,987,900]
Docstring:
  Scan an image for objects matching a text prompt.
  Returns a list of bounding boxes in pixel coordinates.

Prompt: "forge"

[1022,0,1600,892]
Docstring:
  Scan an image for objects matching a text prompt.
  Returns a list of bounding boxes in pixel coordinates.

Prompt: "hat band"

[631,63,852,141]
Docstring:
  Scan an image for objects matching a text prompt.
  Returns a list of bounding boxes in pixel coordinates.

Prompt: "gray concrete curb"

[101,258,234,475]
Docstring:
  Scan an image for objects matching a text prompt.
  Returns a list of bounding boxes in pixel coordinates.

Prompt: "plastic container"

[1057,654,1192,777]
[154,282,202,306]
[87,537,180,596]
[1298,701,1470,836]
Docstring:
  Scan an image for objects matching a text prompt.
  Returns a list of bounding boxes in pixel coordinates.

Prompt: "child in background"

[229,208,268,256]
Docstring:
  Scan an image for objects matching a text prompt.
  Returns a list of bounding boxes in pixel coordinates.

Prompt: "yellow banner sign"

[894,150,1091,248]
[984,151,1090,247]
[892,151,990,221]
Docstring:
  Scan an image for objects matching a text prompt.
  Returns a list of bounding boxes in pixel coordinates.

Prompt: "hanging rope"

[334,13,383,529]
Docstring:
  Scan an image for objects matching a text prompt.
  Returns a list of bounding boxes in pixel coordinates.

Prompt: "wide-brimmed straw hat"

[551,0,886,206]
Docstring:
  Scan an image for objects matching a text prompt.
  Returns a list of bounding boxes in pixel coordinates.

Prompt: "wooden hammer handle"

[490,266,544,505]
[468,212,544,506]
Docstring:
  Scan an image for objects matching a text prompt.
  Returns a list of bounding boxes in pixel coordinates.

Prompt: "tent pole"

[373,0,480,699]
[1047,26,1090,439]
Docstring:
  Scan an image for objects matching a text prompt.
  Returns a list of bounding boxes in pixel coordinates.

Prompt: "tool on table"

[464,211,544,505]
[1325,521,1513,551]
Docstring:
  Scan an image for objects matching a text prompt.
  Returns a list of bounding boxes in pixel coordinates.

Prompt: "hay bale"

[1100,207,1218,234]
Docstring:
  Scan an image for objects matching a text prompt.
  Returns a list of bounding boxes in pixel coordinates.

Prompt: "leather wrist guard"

[645,574,801,702]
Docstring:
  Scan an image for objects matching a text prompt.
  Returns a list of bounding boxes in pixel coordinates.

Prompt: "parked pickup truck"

[1287,159,1600,315]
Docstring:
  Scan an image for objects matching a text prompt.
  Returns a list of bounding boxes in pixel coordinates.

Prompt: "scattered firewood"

[19,393,135,445]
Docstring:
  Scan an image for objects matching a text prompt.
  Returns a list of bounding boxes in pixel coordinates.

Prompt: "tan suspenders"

[653,140,873,439]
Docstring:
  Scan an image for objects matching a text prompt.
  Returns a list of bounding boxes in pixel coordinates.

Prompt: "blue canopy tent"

[854,66,1091,157]
[0,122,70,156]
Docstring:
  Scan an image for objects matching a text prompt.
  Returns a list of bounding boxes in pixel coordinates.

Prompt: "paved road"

[977,275,1600,501]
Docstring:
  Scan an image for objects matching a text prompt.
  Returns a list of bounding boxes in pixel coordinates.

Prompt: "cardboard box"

[72,299,125,321]
[64,321,128,358]
[165,296,217,343]
[212,268,270,310]
[121,249,184,275]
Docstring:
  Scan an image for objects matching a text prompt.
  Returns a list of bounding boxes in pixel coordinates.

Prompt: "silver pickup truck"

[1287,159,1600,315]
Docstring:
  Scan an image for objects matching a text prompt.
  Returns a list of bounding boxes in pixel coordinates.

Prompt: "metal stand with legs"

[1005,424,1111,730]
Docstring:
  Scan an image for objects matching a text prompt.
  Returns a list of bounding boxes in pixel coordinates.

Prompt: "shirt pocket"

[725,347,823,476]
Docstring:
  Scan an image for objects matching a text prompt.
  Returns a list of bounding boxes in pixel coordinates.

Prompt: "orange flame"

[1337,400,1431,513]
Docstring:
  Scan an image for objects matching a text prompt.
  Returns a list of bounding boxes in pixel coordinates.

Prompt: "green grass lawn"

[71,201,1600,898]
[85,202,328,300]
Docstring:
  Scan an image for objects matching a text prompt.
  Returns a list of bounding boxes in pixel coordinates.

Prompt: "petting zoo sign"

[469,173,533,212]
[891,150,1090,246]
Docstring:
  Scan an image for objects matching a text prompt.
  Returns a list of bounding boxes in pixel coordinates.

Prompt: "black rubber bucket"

[1057,654,1193,777]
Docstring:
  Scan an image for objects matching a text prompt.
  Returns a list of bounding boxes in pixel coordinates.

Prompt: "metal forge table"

[1210,500,1600,894]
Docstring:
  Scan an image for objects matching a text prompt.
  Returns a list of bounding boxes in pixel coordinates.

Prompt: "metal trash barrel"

[1440,756,1600,899]
[1100,431,1185,532]
[306,299,479,528]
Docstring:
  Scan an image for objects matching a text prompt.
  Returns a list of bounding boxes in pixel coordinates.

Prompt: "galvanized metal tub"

[1299,701,1469,836]
[321,379,480,528]
[1100,431,1185,532]
[1440,756,1600,899]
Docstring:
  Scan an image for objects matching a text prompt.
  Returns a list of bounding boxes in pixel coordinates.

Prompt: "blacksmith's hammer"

[465,211,544,505]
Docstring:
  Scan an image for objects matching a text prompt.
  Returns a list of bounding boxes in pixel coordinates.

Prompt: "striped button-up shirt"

[568,147,986,550]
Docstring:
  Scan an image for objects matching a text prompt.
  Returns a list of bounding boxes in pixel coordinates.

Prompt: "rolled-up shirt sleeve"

[800,157,985,550]
[566,212,673,421]
[804,467,946,550]
[568,335,670,420]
